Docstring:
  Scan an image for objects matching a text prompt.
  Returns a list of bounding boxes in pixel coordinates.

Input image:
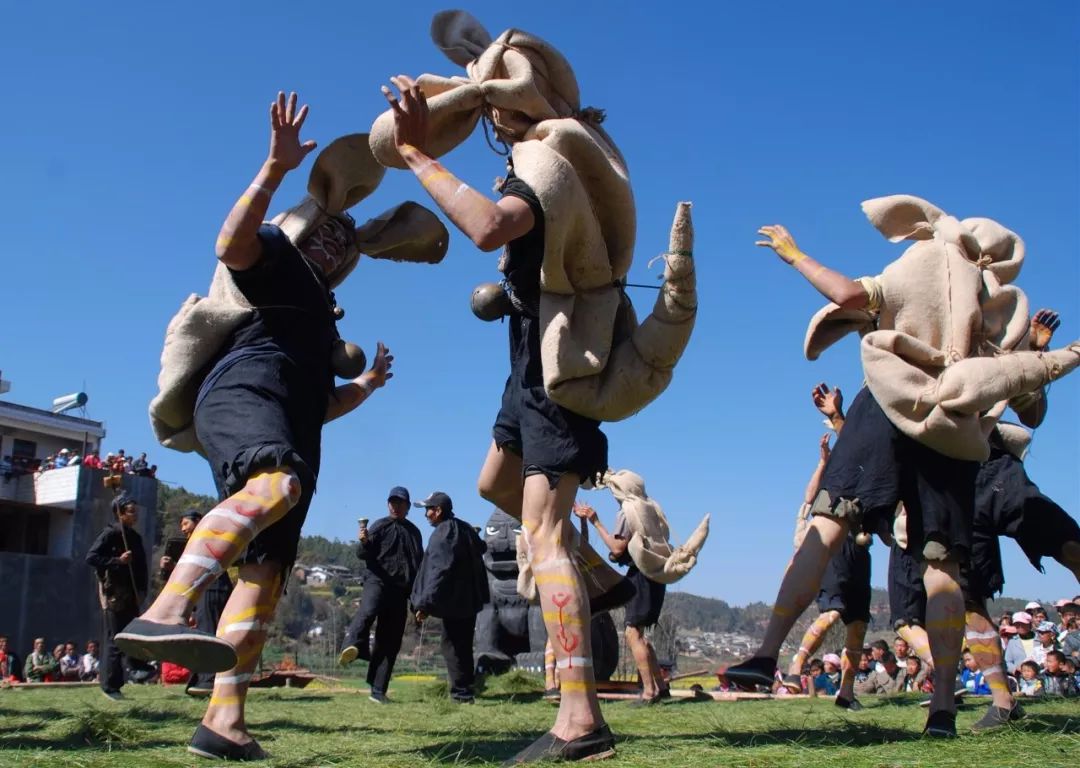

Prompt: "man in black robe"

[339,486,423,703]
[86,492,149,700]
[410,492,489,703]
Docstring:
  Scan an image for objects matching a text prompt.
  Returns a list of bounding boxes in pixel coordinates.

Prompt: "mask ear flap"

[861,194,946,242]
[431,10,493,66]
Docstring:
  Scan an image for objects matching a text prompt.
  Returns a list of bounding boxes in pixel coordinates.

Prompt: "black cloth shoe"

[116,618,236,673]
[543,687,561,702]
[188,724,269,761]
[100,689,123,702]
[502,725,616,765]
[723,657,777,691]
[590,578,636,614]
[834,695,863,712]
[1009,703,1026,721]
[368,692,388,704]
[922,710,957,739]
[970,704,1013,732]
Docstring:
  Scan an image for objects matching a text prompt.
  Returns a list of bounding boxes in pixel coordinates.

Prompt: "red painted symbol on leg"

[552,592,580,659]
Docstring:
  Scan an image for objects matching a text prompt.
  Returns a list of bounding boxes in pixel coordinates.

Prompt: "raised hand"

[819,433,831,463]
[267,91,317,173]
[381,76,429,152]
[1030,309,1060,351]
[756,224,805,265]
[811,383,843,420]
[362,342,394,389]
[572,502,598,523]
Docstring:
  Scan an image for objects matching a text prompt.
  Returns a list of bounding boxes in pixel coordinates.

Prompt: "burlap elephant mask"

[369,10,698,422]
[804,194,1080,461]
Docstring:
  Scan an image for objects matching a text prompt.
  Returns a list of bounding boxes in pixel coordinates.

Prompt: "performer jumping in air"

[724,201,1080,737]
[117,92,446,760]
[370,10,699,763]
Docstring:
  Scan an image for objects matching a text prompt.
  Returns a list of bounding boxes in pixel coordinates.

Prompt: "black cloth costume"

[410,514,488,700]
[342,516,423,696]
[86,523,149,694]
[491,173,608,488]
[194,224,336,571]
[815,533,872,625]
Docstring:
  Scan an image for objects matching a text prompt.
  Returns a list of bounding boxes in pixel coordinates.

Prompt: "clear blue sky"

[3,1,1077,605]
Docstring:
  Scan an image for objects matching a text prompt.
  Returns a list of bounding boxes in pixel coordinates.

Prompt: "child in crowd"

[1017,661,1043,697]
[1039,651,1078,697]
[960,651,991,695]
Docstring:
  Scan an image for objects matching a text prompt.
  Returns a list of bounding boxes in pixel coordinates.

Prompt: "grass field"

[0,674,1076,767]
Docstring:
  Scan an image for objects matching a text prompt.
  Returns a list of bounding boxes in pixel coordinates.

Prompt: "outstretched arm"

[803,433,831,506]
[573,503,628,560]
[1011,309,1061,428]
[215,92,318,271]
[381,76,535,252]
[756,225,868,310]
[325,343,394,423]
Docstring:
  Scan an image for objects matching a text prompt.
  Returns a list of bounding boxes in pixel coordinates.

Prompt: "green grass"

[0,678,1076,767]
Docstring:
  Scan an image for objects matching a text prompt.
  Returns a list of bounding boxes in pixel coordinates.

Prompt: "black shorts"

[492,313,608,487]
[195,353,324,571]
[811,387,979,562]
[816,535,872,624]
[623,565,666,629]
[976,446,1080,573]
[887,543,926,629]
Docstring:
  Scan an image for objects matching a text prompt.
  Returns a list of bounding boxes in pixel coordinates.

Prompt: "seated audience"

[1017,660,1043,697]
[24,638,58,682]
[58,641,81,681]
[1039,651,1077,697]
[960,650,991,695]
[855,651,902,695]
[80,640,99,681]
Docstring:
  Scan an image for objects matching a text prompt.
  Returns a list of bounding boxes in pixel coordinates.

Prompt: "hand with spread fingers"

[381,75,430,153]
[359,342,394,390]
[572,502,598,523]
[756,224,805,265]
[812,383,843,421]
[267,91,317,173]
[1029,309,1060,351]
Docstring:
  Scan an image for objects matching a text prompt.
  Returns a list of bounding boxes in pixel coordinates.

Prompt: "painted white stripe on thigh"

[532,558,573,573]
[204,507,260,532]
[178,555,223,572]
[964,630,999,642]
[555,657,592,669]
[215,673,253,685]
[221,620,269,634]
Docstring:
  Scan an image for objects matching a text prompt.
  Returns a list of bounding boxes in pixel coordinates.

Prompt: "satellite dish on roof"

[52,392,88,414]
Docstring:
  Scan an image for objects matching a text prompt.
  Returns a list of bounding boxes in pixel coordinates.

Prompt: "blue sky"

[3,1,1077,605]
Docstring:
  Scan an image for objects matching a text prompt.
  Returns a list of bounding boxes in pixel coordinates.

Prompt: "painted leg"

[625,626,659,698]
[898,624,934,668]
[478,442,624,604]
[201,562,282,746]
[645,641,666,694]
[921,561,965,716]
[787,611,841,677]
[837,620,867,701]
[544,640,558,692]
[758,516,849,659]
[142,469,300,624]
[523,472,605,742]
[964,610,1013,710]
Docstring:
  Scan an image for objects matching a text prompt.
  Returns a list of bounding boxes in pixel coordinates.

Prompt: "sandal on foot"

[115,618,236,673]
[502,725,616,765]
[187,724,269,761]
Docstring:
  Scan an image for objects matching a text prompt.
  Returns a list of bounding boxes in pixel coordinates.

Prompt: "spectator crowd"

[0,635,99,684]
[2,447,158,478]
[717,598,1080,700]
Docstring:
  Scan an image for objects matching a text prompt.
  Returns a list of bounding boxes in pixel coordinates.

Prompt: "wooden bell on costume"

[331,339,367,379]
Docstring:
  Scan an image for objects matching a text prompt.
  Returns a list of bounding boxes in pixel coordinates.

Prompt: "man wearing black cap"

[410,492,489,703]
[159,510,237,697]
[85,493,149,700]
[339,486,423,703]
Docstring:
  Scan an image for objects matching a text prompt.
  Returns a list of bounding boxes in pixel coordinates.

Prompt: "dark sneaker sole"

[116,624,236,673]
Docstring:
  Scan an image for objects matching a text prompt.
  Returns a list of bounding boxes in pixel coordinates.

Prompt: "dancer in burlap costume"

[118,92,447,760]
[371,10,698,763]
[725,197,1080,737]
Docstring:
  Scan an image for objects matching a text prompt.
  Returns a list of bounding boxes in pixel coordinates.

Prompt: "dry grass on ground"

[0,673,1076,767]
